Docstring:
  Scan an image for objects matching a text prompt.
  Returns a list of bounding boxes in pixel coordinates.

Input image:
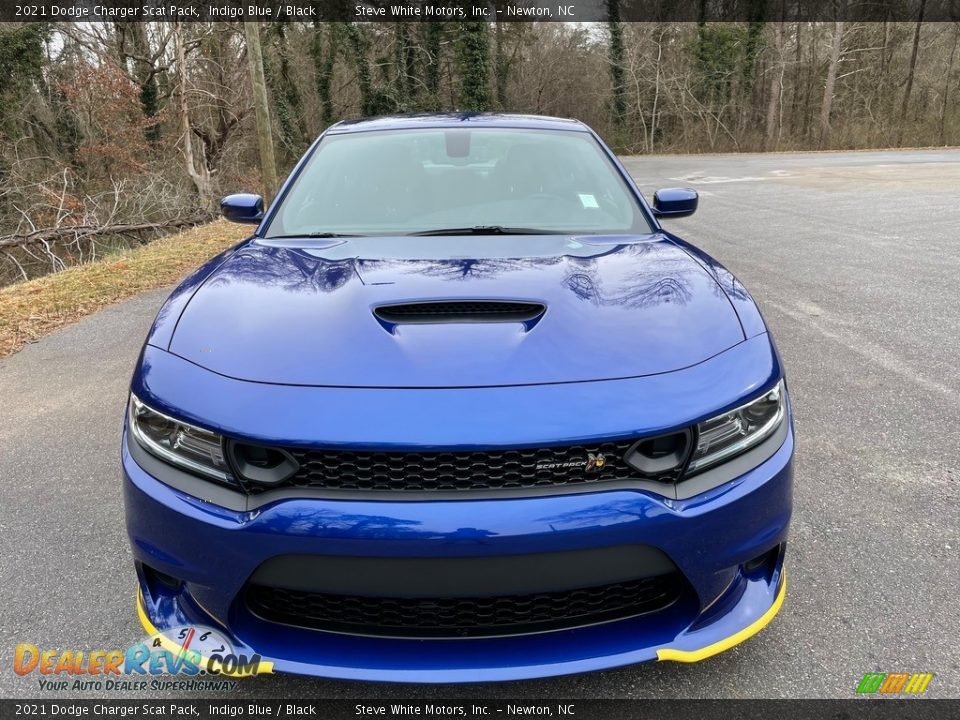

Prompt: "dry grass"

[0,220,248,359]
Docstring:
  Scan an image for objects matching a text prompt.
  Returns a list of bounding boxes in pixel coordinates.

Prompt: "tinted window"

[265,128,652,237]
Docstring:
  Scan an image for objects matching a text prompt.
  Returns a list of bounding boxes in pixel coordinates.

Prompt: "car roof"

[325,112,590,135]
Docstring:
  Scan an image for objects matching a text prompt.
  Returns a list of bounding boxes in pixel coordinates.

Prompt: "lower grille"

[245,574,683,638]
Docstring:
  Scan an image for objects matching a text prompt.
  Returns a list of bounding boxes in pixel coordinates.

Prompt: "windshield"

[264,128,653,238]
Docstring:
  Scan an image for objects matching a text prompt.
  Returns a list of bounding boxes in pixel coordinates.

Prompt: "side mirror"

[652,188,698,219]
[220,193,264,225]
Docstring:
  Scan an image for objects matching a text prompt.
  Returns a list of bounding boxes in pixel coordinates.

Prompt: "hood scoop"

[374,300,546,326]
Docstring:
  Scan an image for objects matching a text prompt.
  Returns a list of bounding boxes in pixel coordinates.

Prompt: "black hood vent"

[375,301,545,324]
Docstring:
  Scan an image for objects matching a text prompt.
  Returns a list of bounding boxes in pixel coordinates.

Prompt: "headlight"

[687,380,786,474]
[128,394,233,485]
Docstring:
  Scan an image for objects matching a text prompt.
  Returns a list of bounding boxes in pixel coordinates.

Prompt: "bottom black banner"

[2,700,957,720]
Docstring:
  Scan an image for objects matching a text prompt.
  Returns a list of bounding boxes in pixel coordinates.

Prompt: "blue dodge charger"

[123,113,792,682]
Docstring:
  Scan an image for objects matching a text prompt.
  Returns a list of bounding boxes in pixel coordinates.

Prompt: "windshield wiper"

[409,226,561,237]
[267,232,362,239]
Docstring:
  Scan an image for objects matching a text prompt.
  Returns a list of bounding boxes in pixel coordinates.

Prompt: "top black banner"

[4,0,956,23]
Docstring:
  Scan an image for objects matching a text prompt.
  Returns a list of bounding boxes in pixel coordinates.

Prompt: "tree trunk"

[896,0,927,147]
[265,22,305,158]
[649,27,664,153]
[394,23,412,107]
[404,25,417,104]
[606,0,627,128]
[0,215,211,250]
[311,22,337,127]
[425,22,443,109]
[173,22,214,210]
[940,24,960,145]
[819,21,843,148]
[741,6,767,133]
[880,19,890,79]
[789,20,803,137]
[121,23,161,143]
[454,22,491,111]
[765,21,784,149]
[343,24,374,115]
[494,19,508,109]
[244,21,279,204]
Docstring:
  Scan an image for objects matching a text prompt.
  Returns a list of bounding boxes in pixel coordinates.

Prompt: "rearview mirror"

[221,193,264,225]
[651,188,698,219]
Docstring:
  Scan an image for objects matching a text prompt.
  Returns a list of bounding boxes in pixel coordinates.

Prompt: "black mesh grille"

[245,574,683,638]
[375,301,544,323]
[267,440,646,495]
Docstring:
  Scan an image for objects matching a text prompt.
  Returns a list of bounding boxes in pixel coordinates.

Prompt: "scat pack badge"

[585,452,607,472]
[536,452,608,473]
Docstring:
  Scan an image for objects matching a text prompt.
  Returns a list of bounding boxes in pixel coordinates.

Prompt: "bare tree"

[941,24,960,145]
[173,22,213,208]
[244,21,278,203]
[765,20,785,149]
[897,0,928,146]
[819,21,844,148]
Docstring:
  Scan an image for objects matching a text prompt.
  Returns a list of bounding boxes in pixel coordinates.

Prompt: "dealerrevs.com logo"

[14,625,271,692]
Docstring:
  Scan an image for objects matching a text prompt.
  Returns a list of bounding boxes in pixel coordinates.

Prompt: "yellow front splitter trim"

[136,590,274,676]
[657,569,786,663]
[137,572,784,674]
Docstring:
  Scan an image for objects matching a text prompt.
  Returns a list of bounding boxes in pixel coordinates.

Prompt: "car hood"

[167,235,747,388]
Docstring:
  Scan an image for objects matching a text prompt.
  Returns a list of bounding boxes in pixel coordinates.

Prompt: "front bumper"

[124,423,792,682]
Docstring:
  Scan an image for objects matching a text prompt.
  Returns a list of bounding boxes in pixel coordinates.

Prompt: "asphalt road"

[1,149,958,699]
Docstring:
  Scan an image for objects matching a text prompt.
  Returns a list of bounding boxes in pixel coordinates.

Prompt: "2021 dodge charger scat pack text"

[123,113,792,682]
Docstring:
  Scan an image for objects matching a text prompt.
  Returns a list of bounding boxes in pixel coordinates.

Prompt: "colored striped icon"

[857,672,934,694]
